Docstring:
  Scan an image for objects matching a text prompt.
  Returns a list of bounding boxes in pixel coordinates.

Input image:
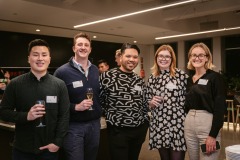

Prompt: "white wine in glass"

[36,100,46,127]
[86,88,94,110]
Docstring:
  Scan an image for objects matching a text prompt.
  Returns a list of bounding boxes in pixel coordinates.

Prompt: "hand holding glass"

[155,96,164,104]
[86,88,94,110]
[153,92,164,108]
[158,92,165,104]
[36,100,46,127]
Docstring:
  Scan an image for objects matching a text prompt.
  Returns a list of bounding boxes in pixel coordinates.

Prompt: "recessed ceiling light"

[93,36,97,39]
[36,29,40,32]
[133,41,137,43]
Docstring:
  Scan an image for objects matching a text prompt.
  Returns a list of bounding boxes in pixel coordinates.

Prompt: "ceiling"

[0,0,240,45]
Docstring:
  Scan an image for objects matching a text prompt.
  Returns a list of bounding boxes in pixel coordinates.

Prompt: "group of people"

[0,32,226,160]
[146,44,226,160]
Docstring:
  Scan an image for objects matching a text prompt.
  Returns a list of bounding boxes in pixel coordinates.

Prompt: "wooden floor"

[139,122,240,160]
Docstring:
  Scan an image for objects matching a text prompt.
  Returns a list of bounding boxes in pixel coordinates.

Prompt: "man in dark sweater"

[100,43,149,160]
[54,32,101,160]
[0,39,70,160]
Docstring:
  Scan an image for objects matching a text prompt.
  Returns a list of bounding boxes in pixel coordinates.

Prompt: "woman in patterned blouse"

[146,45,188,160]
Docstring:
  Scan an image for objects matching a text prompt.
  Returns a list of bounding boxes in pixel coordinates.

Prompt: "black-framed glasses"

[157,55,172,60]
[191,54,206,59]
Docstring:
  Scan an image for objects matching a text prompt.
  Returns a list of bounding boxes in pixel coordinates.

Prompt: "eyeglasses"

[157,55,172,60]
[190,54,207,59]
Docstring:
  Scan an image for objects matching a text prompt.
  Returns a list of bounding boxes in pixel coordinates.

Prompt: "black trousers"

[12,148,58,160]
[107,122,148,160]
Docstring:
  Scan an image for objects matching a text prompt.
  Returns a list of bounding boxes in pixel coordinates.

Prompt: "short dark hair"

[73,32,91,46]
[28,39,50,54]
[121,43,140,55]
[97,59,108,66]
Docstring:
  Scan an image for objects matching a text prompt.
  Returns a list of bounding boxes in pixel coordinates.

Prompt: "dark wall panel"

[0,31,122,69]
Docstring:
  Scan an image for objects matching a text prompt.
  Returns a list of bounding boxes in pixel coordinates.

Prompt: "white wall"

[212,37,222,72]
[177,40,186,71]
[136,44,155,82]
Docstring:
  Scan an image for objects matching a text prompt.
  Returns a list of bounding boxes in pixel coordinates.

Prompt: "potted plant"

[230,77,240,92]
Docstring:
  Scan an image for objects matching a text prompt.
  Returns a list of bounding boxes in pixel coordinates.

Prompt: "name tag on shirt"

[198,79,208,85]
[166,82,177,90]
[72,80,83,88]
[46,96,57,103]
[134,85,142,91]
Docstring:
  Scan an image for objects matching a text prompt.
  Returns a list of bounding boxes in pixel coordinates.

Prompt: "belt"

[188,109,209,116]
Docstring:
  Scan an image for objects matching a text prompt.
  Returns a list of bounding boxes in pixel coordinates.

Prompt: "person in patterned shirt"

[146,44,188,160]
[100,43,149,160]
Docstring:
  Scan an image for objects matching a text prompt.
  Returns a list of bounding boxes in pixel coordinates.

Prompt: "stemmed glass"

[159,91,165,105]
[86,88,94,110]
[156,90,165,107]
[36,100,46,127]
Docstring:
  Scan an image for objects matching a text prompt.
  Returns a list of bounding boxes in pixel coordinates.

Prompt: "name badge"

[134,85,142,91]
[46,96,57,103]
[72,80,83,88]
[198,79,208,85]
[166,82,177,89]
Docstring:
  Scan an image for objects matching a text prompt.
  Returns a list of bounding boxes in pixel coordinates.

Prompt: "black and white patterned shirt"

[100,68,148,127]
[146,69,188,151]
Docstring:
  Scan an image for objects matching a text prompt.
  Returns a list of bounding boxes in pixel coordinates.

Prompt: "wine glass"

[36,100,46,127]
[86,88,94,110]
[159,91,165,104]
[156,90,164,107]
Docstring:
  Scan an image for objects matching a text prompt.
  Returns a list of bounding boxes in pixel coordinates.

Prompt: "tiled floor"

[139,122,240,160]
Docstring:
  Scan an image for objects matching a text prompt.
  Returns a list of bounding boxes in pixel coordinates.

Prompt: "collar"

[72,57,92,77]
[29,71,49,81]
[160,69,170,74]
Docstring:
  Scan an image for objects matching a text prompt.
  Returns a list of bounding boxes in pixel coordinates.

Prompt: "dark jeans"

[107,121,149,160]
[63,119,101,160]
[12,148,58,160]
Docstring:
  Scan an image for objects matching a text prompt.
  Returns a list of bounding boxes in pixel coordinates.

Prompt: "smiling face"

[28,46,51,78]
[190,47,209,69]
[157,50,172,70]
[73,37,92,61]
[120,48,139,73]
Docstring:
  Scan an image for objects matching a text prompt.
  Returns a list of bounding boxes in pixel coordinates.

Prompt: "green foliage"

[230,77,240,91]
[219,70,240,91]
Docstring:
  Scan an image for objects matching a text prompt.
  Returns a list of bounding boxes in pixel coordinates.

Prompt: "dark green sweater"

[0,72,70,153]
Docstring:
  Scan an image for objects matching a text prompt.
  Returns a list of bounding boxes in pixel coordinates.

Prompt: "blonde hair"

[115,49,121,57]
[151,45,176,77]
[187,42,215,70]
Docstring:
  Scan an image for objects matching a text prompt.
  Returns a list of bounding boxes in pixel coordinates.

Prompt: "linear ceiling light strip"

[74,0,199,28]
[155,26,240,40]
